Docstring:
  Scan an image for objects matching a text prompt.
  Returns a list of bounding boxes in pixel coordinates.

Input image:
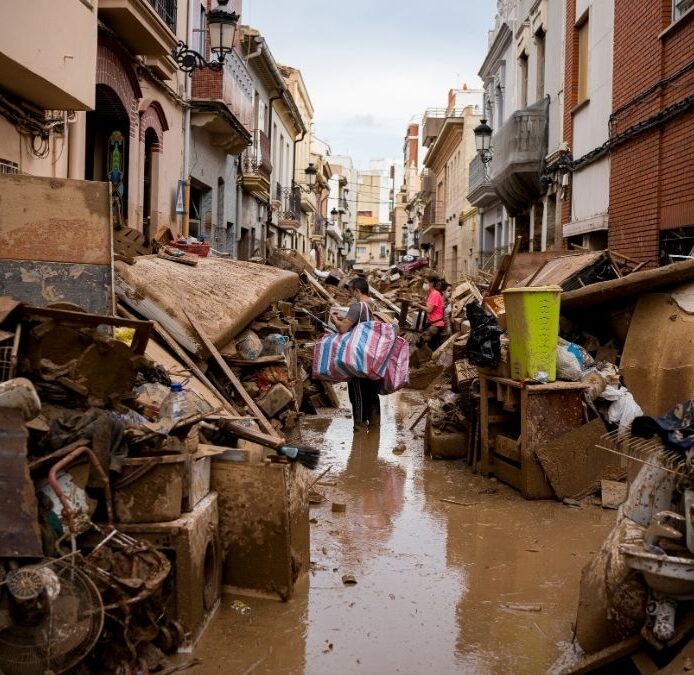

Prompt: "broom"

[200,420,322,470]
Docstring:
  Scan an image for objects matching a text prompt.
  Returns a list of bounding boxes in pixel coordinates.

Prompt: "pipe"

[264,91,283,257]
[235,155,242,259]
[244,37,265,61]
[182,0,195,235]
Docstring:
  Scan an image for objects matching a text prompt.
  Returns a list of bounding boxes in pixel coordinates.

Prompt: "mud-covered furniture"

[479,374,588,499]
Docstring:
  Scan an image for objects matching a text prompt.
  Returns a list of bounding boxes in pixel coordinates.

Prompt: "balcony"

[0,1,97,109]
[467,154,497,207]
[239,129,272,201]
[489,99,548,216]
[98,0,177,56]
[327,221,343,243]
[276,185,301,231]
[420,184,445,238]
[191,50,254,154]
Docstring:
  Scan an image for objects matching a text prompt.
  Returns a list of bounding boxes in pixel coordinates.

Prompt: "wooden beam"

[369,284,401,313]
[184,310,280,439]
[562,635,643,674]
[562,259,694,310]
[117,303,240,418]
[303,271,335,303]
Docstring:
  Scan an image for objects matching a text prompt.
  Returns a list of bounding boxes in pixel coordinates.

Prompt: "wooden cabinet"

[479,374,588,499]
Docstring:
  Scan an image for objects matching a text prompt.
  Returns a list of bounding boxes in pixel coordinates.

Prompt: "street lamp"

[330,208,338,224]
[343,227,354,248]
[172,0,240,74]
[296,163,321,194]
[473,118,494,163]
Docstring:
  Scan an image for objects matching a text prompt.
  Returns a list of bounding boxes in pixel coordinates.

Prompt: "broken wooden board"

[534,418,623,500]
[185,310,279,439]
[601,479,628,509]
[0,408,43,557]
[0,174,114,314]
[116,256,300,356]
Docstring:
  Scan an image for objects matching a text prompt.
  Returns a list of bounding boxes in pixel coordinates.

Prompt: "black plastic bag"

[465,301,503,368]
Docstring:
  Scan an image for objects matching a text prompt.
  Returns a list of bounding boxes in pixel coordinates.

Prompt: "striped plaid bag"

[312,307,399,383]
[379,335,410,394]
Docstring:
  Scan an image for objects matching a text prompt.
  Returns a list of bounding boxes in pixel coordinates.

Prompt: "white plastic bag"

[556,338,594,381]
[600,385,643,432]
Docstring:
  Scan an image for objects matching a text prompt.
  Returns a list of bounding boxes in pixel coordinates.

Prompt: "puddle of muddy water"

[191,387,616,675]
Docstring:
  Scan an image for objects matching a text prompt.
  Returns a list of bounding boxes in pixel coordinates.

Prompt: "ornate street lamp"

[473,118,494,164]
[343,227,354,248]
[330,208,338,224]
[297,163,321,194]
[172,0,240,74]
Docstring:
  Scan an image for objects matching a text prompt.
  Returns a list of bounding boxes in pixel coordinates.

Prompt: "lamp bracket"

[172,41,224,74]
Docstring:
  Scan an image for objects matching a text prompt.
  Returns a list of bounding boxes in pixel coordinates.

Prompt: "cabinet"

[479,374,588,499]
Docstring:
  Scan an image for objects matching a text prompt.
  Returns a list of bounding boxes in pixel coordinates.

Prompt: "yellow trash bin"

[501,286,561,383]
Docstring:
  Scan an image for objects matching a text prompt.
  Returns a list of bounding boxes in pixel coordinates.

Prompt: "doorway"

[86,84,130,225]
[142,128,158,243]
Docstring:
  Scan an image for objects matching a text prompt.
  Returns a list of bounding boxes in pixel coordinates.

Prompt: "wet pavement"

[192,388,616,674]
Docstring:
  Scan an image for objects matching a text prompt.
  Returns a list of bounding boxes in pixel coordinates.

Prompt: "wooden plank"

[534,418,621,500]
[0,174,112,265]
[23,304,152,355]
[184,310,280,439]
[320,381,341,408]
[2,261,114,315]
[486,236,522,296]
[494,435,521,463]
[303,271,335,303]
[562,634,643,675]
[562,259,694,310]
[479,374,493,476]
[369,284,401,314]
[117,303,240,417]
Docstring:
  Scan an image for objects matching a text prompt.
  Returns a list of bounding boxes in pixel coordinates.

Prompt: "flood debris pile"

[391,246,694,671]
[0,246,374,672]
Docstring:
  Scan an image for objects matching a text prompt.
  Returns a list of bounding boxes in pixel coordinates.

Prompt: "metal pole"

[182,0,195,237]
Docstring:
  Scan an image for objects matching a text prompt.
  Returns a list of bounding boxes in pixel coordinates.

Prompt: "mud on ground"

[191,388,615,674]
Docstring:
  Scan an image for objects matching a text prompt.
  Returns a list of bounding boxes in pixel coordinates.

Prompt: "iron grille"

[148,0,177,32]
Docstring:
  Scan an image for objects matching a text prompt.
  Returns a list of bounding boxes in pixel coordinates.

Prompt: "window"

[0,158,19,174]
[519,52,529,108]
[535,29,546,101]
[577,16,590,104]
[194,3,207,56]
[380,244,387,258]
[674,0,694,20]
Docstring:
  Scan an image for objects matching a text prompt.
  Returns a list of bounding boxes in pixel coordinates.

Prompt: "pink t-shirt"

[426,289,446,327]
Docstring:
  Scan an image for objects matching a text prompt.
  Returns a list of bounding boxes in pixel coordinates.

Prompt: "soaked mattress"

[116,256,299,355]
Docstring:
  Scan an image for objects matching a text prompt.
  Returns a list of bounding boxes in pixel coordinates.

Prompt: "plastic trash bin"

[502,286,561,382]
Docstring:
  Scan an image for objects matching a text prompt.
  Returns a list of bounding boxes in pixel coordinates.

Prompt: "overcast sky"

[242,0,496,170]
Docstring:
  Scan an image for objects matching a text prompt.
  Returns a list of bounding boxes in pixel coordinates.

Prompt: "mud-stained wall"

[0,174,113,313]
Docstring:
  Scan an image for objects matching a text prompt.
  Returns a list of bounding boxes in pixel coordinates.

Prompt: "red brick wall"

[96,41,142,137]
[561,0,577,226]
[609,2,694,262]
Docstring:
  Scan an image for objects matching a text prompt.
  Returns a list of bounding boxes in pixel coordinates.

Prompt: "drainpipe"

[235,155,242,259]
[181,0,195,237]
[292,128,307,253]
[265,91,283,256]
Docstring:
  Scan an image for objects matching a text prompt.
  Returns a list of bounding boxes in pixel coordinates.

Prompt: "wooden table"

[479,373,589,499]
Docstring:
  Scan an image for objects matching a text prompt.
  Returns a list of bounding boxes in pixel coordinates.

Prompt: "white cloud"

[243,0,496,167]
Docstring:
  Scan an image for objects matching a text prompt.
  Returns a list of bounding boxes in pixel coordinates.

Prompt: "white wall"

[572,0,614,157]
[571,157,610,221]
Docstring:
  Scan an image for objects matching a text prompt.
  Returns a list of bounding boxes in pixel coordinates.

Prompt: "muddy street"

[192,388,615,674]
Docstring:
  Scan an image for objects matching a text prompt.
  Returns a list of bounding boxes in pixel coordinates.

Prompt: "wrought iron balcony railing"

[148,0,176,32]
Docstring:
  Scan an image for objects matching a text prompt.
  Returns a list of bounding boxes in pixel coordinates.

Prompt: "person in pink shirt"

[418,276,447,350]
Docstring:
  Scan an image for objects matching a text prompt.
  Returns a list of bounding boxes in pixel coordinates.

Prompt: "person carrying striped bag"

[330,277,381,432]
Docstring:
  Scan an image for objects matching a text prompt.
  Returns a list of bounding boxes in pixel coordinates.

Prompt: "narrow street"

[193,389,614,675]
